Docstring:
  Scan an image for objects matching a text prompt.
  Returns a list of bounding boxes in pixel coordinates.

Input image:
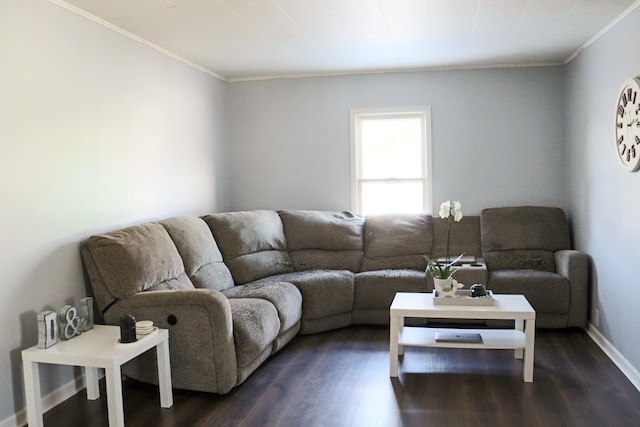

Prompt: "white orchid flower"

[439,201,451,219]
[453,201,463,222]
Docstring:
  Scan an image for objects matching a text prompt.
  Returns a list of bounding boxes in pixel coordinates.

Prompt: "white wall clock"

[615,77,640,172]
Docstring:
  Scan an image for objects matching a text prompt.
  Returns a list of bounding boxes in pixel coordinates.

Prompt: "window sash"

[350,107,432,215]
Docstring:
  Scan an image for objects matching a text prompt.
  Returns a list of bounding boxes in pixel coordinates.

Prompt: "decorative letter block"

[58,305,81,340]
[79,297,94,332]
[37,311,59,349]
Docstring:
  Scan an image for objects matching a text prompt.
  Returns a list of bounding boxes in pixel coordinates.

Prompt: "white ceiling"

[54,0,638,81]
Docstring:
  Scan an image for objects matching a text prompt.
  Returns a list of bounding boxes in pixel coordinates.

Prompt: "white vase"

[433,277,456,298]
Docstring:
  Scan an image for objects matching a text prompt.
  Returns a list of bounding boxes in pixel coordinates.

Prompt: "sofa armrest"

[555,250,588,328]
[104,289,237,394]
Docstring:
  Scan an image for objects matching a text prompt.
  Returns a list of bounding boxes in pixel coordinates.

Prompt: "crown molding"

[49,0,640,83]
[565,0,640,65]
[226,61,564,83]
[47,0,227,82]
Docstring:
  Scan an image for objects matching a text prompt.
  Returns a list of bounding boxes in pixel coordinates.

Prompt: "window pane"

[361,181,424,215]
[360,117,423,179]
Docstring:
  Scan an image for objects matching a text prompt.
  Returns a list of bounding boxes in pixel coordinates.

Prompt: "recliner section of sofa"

[481,206,588,328]
[82,215,301,394]
[354,213,432,324]
[81,206,589,395]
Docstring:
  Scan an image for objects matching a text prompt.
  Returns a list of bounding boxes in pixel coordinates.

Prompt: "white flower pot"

[434,277,456,298]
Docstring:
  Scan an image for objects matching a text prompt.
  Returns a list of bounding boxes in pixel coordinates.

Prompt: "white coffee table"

[390,292,536,382]
[22,324,172,427]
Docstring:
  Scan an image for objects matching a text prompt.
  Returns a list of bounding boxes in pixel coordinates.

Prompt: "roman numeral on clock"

[618,105,625,117]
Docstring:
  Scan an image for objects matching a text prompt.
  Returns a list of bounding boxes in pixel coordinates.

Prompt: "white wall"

[566,8,640,374]
[0,0,228,423]
[227,67,567,215]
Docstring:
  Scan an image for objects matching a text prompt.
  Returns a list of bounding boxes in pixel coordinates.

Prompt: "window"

[350,107,432,215]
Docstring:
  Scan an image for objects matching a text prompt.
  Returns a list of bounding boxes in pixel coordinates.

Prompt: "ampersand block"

[58,305,81,340]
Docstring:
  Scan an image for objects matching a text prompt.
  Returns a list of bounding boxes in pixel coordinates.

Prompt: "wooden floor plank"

[41,326,640,427]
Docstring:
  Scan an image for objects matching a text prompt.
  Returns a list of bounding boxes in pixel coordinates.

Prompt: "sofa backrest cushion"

[160,216,234,291]
[481,206,570,272]
[278,210,364,272]
[361,213,433,271]
[204,210,294,283]
[82,222,194,313]
[431,216,482,259]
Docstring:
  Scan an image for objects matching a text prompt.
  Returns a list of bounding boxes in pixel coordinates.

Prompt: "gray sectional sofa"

[81,206,588,394]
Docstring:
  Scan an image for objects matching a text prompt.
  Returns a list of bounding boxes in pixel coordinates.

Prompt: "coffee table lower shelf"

[399,327,526,349]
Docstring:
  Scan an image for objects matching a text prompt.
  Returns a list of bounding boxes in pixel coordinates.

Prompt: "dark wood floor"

[42,326,640,427]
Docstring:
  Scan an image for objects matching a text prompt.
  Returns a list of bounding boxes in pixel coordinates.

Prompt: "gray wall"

[0,0,228,422]
[227,67,567,215]
[566,8,640,372]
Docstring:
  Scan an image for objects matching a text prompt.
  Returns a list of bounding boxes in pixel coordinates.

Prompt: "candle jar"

[119,313,137,343]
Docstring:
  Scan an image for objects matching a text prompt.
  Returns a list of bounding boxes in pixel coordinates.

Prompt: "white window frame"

[350,106,433,215]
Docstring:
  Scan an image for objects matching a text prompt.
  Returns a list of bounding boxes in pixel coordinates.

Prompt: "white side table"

[22,324,173,427]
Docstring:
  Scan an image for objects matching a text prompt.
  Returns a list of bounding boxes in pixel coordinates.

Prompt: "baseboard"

[586,322,640,392]
[0,374,86,427]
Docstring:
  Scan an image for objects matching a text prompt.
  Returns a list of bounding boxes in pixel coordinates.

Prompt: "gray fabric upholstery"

[481,206,570,271]
[488,270,570,314]
[556,250,589,327]
[361,213,432,271]
[353,269,427,324]
[432,216,482,259]
[354,269,426,310]
[299,313,353,335]
[107,289,237,394]
[279,210,364,272]
[228,298,280,369]
[82,222,194,313]
[480,206,587,328]
[160,216,234,291]
[204,211,294,283]
[223,282,302,335]
[252,270,354,334]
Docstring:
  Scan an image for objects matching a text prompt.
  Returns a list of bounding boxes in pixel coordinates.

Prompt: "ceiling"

[55,0,638,81]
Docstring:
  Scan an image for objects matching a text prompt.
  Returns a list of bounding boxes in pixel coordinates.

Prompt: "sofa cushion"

[481,206,570,272]
[204,211,294,283]
[252,270,354,321]
[488,270,570,314]
[223,282,302,334]
[361,213,432,271]
[82,223,194,310]
[228,298,280,369]
[432,216,482,259]
[279,210,364,272]
[354,269,427,310]
[160,216,234,291]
